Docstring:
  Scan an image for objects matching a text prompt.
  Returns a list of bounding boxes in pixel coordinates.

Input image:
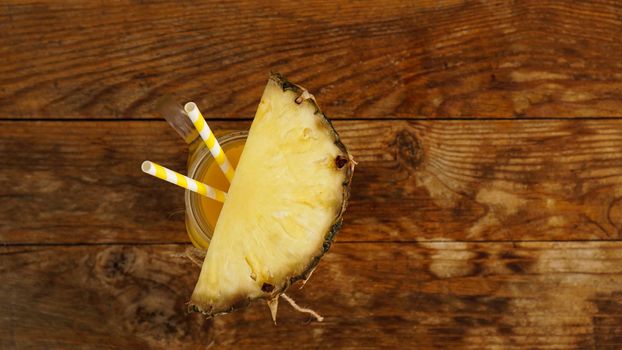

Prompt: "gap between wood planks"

[3,116,622,122]
[4,239,622,248]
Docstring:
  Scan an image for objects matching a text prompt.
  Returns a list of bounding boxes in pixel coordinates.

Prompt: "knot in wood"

[394,130,422,167]
[96,247,135,283]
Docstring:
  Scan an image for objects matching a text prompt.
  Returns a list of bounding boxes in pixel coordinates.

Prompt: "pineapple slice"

[190,73,354,319]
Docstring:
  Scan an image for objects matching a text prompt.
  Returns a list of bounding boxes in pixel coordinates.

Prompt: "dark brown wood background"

[2,1,622,349]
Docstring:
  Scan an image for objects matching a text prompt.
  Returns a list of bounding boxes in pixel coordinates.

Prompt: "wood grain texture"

[3,120,622,244]
[2,0,622,119]
[2,242,622,349]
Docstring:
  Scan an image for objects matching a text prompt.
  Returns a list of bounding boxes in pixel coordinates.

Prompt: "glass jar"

[157,96,247,249]
[185,131,247,249]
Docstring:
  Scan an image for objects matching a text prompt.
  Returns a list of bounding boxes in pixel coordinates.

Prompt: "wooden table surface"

[2,1,622,349]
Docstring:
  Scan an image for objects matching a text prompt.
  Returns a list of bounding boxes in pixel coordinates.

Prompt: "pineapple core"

[190,74,353,317]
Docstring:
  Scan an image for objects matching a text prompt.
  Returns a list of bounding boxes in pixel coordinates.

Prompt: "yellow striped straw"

[184,102,235,183]
[141,161,226,203]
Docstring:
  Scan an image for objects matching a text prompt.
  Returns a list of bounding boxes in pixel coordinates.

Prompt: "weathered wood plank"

[2,120,622,243]
[2,0,622,119]
[2,242,622,349]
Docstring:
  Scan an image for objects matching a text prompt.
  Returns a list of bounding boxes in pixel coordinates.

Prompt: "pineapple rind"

[189,73,354,317]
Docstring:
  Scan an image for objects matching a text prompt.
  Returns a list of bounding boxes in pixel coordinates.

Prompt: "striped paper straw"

[141,161,226,203]
[184,102,235,183]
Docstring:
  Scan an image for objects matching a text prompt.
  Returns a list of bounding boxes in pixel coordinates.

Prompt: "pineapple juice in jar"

[185,131,247,249]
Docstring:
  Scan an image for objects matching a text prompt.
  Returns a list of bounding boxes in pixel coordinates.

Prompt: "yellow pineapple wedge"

[189,73,354,320]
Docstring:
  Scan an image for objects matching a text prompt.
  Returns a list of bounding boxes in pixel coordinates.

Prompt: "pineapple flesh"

[190,73,354,318]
